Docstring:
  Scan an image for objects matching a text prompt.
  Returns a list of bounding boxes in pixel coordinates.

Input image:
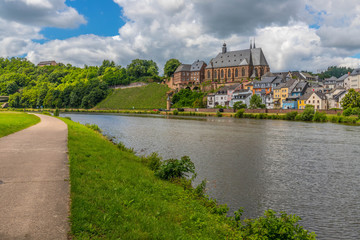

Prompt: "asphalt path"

[0,114,69,240]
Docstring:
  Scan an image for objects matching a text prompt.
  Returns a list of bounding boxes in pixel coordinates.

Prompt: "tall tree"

[164,59,181,77]
[341,89,360,109]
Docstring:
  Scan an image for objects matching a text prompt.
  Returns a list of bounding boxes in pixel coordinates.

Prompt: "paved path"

[0,114,69,240]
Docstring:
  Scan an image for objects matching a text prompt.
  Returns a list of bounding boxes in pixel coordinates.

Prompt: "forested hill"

[0,58,161,109]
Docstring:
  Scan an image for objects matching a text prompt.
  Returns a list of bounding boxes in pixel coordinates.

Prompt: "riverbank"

[62,117,242,239]
[62,117,316,239]
[4,107,360,125]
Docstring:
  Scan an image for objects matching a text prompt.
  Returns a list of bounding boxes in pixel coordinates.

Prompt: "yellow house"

[299,91,328,110]
[273,79,297,108]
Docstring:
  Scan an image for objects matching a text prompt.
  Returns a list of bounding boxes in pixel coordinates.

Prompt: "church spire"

[250,39,252,49]
[253,38,256,49]
[222,43,227,53]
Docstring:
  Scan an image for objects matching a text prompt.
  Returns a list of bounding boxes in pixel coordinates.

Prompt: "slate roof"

[337,74,348,82]
[350,68,360,76]
[314,91,327,100]
[174,64,191,73]
[299,92,313,100]
[333,90,347,100]
[190,60,206,72]
[206,47,269,69]
[274,78,297,90]
[292,81,308,92]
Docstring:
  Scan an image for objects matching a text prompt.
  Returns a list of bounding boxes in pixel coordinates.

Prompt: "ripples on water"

[62,113,360,239]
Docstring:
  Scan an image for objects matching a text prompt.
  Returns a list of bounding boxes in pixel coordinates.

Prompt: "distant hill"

[95,83,169,110]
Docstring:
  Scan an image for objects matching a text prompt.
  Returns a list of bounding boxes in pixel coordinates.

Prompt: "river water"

[62,113,360,239]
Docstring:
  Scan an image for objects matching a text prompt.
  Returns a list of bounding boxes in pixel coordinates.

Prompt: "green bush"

[285,111,298,120]
[141,152,162,171]
[53,108,60,117]
[239,209,316,239]
[352,107,360,116]
[85,123,102,133]
[343,107,353,116]
[313,111,327,122]
[234,109,245,118]
[155,156,195,180]
[173,109,179,115]
[42,111,51,116]
[116,141,134,153]
[300,105,315,121]
[216,111,222,117]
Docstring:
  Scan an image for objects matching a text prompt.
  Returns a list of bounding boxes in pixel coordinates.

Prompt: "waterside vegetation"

[63,117,316,239]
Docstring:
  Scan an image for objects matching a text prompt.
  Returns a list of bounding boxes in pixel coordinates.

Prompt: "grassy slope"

[63,118,241,239]
[95,83,169,110]
[0,112,40,138]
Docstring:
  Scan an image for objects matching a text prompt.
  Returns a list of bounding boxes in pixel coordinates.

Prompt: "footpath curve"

[0,114,69,240]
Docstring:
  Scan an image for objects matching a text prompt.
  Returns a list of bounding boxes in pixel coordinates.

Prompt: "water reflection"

[62,113,360,239]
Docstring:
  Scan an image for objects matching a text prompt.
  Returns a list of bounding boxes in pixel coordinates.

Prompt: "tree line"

[0,58,161,109]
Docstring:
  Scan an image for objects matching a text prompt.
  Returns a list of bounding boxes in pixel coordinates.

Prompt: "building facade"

[205,43,270,84]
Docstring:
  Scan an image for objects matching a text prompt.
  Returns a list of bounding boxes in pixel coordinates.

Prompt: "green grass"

[0,112,40,138]
[63,118,241,239]
[95,83,170,110]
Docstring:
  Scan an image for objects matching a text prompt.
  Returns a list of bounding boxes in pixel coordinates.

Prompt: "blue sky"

[40,0,125,41]
[0,0,360,72]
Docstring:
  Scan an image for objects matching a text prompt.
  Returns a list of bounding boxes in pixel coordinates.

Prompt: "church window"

[228,69,231,78]
[207,70,210,79]
[242,68,245,76]
[235,69,238,77]
[215,70,217,78]
[221,70,224,78]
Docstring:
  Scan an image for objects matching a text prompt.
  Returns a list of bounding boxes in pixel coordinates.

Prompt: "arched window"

[242,68,245,76]
[207,70,210,79]
[260,68,264,76]
[235,69,238,77]
[228,69,231,78]
[215,70,217,79]
[221,69,224,78]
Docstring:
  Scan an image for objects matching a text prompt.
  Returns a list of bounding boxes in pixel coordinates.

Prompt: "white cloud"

[2,0,360,72]
[0,0,86,28]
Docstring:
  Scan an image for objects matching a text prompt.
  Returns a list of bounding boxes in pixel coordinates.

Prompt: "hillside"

[95,83,169,109]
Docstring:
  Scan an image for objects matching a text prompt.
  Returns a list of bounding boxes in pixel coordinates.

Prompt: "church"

[205,42,270,83]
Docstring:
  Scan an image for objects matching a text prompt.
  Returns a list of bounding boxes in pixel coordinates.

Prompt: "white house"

[230,89,252,108]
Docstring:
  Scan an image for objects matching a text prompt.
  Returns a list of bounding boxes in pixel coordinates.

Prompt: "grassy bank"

[64,118,242,239]
[0,112,40,137]
[95,83,169,110]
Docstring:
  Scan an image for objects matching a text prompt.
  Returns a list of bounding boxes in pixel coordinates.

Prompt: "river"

[61,113,360,239]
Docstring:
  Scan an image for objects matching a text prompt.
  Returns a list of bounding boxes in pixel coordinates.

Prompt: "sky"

[1,0,360,74]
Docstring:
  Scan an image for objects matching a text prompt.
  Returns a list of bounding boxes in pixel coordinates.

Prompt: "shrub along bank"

[63,118,316,239]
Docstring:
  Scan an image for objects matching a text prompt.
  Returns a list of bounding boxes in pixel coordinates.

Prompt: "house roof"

[175,64,191,73]
[333,90,347,100]
[350,68,360,76]
[274,78,297,90]
[293,81,308,92]
[314,91,327,100]
[191,60,206,72]
[206,47,269,69]
[337,74,348,82]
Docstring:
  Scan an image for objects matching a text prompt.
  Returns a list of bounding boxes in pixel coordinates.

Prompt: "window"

[313,100,315,103]
[228,69,231,78]
[317,100,319,103]
[215,70,217,79]
[242,68,245,76]
[235,69,238,77]
[221,70,224,78]
[207,71,210,79]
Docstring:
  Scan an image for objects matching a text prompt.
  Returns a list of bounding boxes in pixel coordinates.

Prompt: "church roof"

[190,60,206,72]
[206,47,269,69]
[174,64,191,73]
